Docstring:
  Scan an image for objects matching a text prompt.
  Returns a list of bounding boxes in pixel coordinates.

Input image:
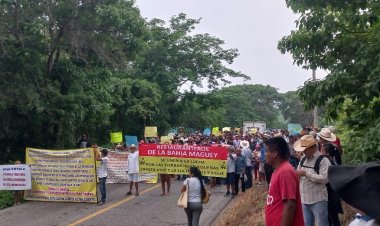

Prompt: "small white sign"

[0,164,32,190]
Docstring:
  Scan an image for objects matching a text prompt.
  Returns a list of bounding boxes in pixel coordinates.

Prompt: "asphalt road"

[0,180,233,226]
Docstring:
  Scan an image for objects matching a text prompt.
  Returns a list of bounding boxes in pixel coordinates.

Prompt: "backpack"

[299,155,334,174]
[300,155,343,213]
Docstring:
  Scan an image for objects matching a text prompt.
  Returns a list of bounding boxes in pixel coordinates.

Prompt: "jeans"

[245,166,253,188]
[302,201,329,226]
[234,173,245,194]
[99,177,107,202]
[184,202,203,226]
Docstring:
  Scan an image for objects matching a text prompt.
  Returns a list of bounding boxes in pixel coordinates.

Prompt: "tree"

[280,91,314,127]
[212,84,285,128]
[278,0,380,162]
[0,0,147,156]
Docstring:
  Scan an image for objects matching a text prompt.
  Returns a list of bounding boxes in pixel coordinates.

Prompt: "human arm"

[298,158,331,184]
[281,199,296,226]
[94,148,102,161]
[181,178,189,193]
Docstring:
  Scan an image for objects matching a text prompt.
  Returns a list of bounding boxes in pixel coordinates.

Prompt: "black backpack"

[299,155,334,174]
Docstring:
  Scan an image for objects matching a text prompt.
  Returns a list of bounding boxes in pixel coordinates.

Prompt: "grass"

[213,185,267,226]
[0,190,14,209]
[213,184,356,226]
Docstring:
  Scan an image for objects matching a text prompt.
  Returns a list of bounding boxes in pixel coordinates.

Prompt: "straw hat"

[317,128,337,142]
[240,140,250,149]
[293,135,317,152]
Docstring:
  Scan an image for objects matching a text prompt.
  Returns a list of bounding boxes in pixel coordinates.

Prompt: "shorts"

[128,173,139,182]
[225,172,235,185]
[259,161,265,173]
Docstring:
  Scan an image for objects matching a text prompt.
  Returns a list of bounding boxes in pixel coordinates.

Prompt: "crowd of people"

[8,127,376,226]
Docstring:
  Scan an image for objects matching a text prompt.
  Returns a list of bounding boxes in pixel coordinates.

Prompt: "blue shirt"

[235,155,247,174]
[260,144,266,161]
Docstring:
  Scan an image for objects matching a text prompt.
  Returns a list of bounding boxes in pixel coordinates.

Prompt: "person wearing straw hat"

[317,128,342,165]
[241,140,253,188]
[295,135,331,226]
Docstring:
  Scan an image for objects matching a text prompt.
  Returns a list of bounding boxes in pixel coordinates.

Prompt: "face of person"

[236,148,242,156]
[82,134,87,141]
[265,146,277,166]
[130,148,136,153]
[303,145,316,159]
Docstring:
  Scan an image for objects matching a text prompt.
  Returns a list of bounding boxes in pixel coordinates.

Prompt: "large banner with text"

[139,144,228,177]
[25,148,97,203]
[105,150,157,184]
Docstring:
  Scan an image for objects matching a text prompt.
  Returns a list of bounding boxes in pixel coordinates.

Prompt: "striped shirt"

[297,151,331,204]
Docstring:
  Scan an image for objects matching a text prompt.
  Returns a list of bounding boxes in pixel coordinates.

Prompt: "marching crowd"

[80,127,380,226]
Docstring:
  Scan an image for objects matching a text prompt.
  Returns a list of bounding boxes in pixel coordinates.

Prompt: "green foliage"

[279,0,380,162]
[0,191,14,210]
[0,1,249,162]
[212,84,285,128]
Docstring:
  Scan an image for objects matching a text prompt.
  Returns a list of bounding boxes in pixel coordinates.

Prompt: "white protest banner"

[106,150,129,184]
[104,149,157,184]
[0,164,31,190]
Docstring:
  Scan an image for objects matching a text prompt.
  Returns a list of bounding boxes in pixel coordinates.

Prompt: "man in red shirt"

[265,136,305,226]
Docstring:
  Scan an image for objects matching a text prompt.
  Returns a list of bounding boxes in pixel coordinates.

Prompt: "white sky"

[135,0,326,93]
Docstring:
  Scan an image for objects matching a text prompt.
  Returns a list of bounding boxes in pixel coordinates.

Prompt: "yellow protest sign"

[212,127,222,136]
[144,127,158,137]
[160,136,171,144]
[139,144,227,177]
[25,148,97,203]
[222,127,231,132]
[250,128,258,134]
[110,132,123,143]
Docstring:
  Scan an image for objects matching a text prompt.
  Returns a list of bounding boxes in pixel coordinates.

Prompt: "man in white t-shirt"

[126,144,139,196]
[96,148,109,205]
[225,146,237,197]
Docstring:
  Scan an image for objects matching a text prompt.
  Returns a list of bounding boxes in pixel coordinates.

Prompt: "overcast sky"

[135,0,326,93]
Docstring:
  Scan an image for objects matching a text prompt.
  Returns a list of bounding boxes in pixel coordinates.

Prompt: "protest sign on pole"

[288,123,303,135]
[125,135,138,147]
[139,144,228,177]
[203,128,211,136]
[160,136,171,144]
[144,127,158,137]
[110,132,123,143]
[0,165,31,190]
[24,148,97,203]
[222,127,231,132]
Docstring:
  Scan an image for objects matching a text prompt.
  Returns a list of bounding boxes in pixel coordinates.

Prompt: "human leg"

[310,201,329,226]
[234,173,239,195]
[160,174,166,195]
[166,177,171,194]
[245,166,252,188]
[184,205,193,226]
[99,177,106,202]
[188,202,203,226]
[302,203,316,226]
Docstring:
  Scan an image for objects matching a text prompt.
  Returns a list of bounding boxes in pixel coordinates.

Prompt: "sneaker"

[224,191,230,197]
[97,201,104,206]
